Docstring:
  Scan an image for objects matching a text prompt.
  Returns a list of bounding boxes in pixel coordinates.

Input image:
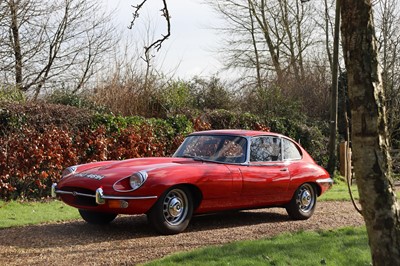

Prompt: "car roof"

[189,129,283,138]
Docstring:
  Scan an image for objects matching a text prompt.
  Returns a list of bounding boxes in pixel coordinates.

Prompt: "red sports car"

[52,129,332,234]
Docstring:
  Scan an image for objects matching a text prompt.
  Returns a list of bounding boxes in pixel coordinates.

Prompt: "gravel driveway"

[0,201,364,265]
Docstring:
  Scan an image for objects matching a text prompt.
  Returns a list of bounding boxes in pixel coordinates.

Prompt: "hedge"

[0,102,327,200]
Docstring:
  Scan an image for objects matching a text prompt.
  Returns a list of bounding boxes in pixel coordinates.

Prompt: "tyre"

[79,209,117,225]
[285,183,316,220]
[147,187,193,235]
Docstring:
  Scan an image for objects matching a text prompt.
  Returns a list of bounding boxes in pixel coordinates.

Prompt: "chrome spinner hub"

[168,198,183,217]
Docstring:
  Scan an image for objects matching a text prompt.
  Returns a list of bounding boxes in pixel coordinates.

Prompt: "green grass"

[320,181,400,201]
[144,227,370,266]
[319,181,359,201]
[0,200,79,228]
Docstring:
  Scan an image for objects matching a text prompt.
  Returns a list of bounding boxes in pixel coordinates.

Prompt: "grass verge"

[319,181,360,201]
[0,200,79,229]
[143,227,370,266]
[320,180,399,201]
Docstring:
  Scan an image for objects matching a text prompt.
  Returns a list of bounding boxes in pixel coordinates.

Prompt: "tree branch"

[130,0,171,56]
[128,0,147,30]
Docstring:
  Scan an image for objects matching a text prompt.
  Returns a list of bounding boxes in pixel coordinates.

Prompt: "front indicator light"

[108,200,129,209]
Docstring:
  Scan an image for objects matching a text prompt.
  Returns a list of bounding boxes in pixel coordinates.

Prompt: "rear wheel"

[147,187,193,235]
[285,183,316,220]
[79,209,117,225]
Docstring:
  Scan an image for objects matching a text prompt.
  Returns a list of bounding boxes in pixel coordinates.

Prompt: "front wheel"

[285,183,316,220]
[79,209,117,225]
[147,187,193,235]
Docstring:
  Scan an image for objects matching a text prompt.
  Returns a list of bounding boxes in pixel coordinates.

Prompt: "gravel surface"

[0,201,364,265]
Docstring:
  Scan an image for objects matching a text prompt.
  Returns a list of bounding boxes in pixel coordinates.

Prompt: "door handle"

[280,168,288,172]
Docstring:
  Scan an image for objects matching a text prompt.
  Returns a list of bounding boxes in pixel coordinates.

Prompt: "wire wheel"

[147,186,193,235]
[295,183,315,213]
[162,188,189,226]
[286,183,317,220]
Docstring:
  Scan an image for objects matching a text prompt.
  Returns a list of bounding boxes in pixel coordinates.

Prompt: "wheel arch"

[177,183,203,211]
[161,183,202,211]
[288,180,321,198]
[311,182,322,196]
[299,181,321,197]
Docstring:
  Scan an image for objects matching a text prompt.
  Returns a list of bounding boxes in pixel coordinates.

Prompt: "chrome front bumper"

[51,183,157,205]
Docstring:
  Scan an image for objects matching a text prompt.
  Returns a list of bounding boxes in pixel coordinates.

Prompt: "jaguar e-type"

[52,129,332,234]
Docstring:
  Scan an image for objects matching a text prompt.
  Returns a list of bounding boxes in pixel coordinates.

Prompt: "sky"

[104,0,224,79]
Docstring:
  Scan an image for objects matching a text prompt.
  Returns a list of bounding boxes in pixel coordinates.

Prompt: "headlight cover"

[129,171,148,190]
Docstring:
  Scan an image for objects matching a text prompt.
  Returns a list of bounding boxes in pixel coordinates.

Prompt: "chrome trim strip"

[102,195,157,200]
[52,185,158,203]
[55,189,96,198]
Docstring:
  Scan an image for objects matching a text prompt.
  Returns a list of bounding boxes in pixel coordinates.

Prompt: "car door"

[238,136,291,205]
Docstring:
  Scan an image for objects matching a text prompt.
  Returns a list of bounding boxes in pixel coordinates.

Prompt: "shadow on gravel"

[189,209,289,232]
[0,208,289,249]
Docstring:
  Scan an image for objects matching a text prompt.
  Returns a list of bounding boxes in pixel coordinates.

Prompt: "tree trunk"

[9,0,23,90]
[247,0,262,90]
[248,0,283,80]
[327,0,340,175]
[340,1,400,265]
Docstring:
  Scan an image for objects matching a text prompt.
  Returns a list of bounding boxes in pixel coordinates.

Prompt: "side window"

[283,139,302,160]
[250,136,281,162]
[216,138,246,163]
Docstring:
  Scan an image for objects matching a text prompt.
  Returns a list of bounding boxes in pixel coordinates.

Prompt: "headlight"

[129,171,148,190]
[62,166,77,177]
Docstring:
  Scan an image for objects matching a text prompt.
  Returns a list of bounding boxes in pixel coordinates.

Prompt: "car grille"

[60,186,97,207]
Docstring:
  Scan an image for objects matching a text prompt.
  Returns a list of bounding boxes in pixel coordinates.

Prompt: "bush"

[0,104,201,200]
[203,109,268,130]
[0,85,26,103]
[159,81,193,115]
[0,122,187,200]
[0,103,329,200]
[189,76,235,111]
[45,89,106,112]
[0,126,78,199]
[0,102,94,133]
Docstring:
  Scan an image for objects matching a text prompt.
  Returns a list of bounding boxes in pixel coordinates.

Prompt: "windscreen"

[173,135,247,163]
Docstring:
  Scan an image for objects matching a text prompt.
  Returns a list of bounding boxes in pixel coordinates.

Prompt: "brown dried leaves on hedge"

[0,103,210,200]
[0,124,192,200]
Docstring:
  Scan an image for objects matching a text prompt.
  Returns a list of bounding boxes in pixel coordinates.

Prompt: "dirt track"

[0,201,364,265]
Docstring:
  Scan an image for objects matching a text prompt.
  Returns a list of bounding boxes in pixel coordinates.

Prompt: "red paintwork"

[56,130,331,215]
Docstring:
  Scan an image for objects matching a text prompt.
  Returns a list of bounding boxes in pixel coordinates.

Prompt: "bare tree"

[326,0,341,176]
[129,0,171,92]
[209,0,318,82]
[341,0,400,264]
[375,0,400,149]
[0,0,117,98]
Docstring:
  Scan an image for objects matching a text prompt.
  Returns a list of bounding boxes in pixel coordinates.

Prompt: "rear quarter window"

[283,139,302,160]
